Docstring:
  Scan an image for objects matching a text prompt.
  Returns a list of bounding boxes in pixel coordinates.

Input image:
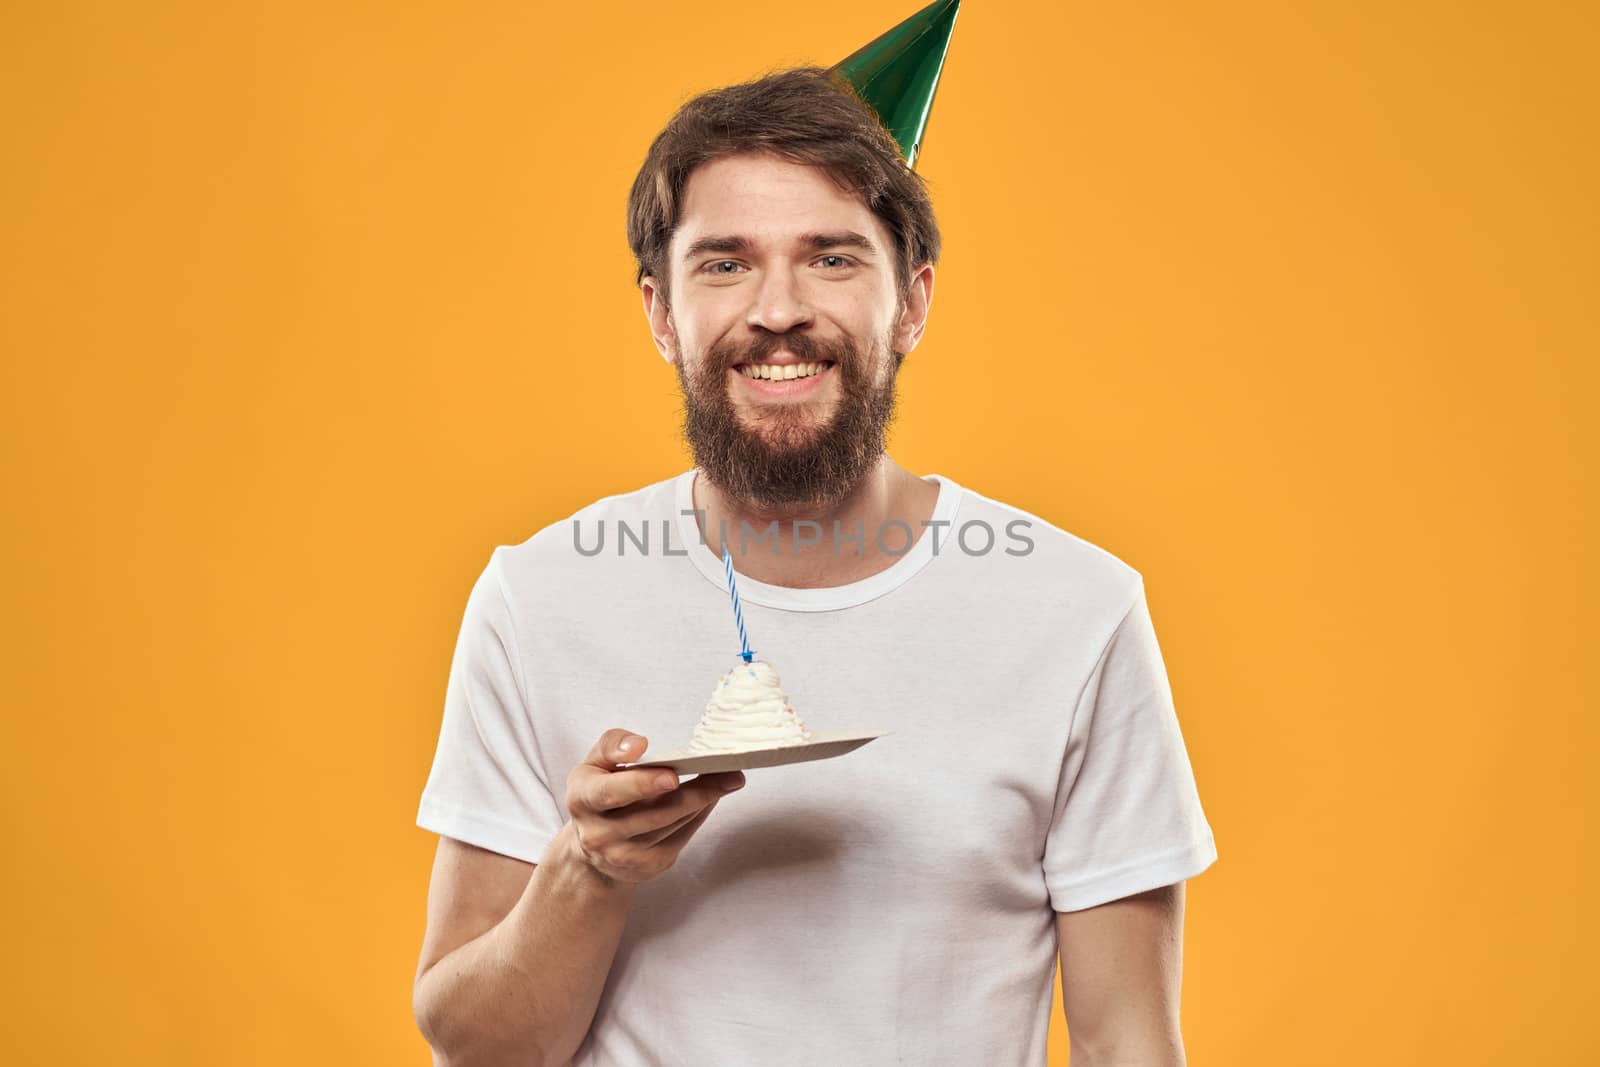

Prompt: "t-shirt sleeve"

[415,548,568,864]
[1043,581,1218,912]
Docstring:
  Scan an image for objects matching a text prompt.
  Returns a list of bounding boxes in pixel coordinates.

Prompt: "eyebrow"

[679,230,879,262]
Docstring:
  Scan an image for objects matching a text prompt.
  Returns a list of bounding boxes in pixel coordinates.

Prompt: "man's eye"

[706,261,743,274]
[818,255,854,269]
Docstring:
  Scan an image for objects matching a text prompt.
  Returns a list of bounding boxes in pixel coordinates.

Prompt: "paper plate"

[617,729,891,775]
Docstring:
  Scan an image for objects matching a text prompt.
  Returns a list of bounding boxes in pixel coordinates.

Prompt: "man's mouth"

[733,360,836,381]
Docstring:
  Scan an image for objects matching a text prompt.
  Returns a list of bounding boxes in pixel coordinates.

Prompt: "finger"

[571,764,680,815]
[606,772,744,839]
[584,728,649,770]
[631,804,706,848]
[568,730,676,816]
[692,771,746,792]
[655,800,719,852]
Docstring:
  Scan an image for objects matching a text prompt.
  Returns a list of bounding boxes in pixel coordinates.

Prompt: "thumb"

[585,728,648,770]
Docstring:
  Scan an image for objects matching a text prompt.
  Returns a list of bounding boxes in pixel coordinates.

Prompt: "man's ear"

[641,276,678,365]
[892,262,935,355]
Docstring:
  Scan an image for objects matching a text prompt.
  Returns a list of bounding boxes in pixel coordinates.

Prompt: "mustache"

[710,331,857,372]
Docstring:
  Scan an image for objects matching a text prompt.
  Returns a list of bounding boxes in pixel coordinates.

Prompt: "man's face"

[642,152,931,509]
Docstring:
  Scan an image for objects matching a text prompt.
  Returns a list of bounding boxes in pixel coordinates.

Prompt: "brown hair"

[625,66,941,307]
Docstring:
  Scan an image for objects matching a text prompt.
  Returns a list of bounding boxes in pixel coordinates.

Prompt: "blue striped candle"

[722,546,756,664]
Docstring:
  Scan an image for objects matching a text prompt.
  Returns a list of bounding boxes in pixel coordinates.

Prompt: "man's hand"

[563,728,744,885]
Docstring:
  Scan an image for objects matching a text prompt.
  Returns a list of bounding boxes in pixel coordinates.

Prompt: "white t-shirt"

[417,468,1218,1065]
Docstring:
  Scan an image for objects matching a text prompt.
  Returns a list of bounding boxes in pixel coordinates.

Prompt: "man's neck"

[691,454,941,589]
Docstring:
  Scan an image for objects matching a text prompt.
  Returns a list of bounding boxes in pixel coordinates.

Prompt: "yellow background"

[2,0,1593,1062]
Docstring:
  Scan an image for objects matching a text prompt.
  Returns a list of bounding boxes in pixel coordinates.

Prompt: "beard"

[674,323,902,510]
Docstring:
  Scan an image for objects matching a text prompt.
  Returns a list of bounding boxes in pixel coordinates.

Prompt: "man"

[412,36,1216,1067]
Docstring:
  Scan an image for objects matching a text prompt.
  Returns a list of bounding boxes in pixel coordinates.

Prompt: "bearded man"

[412,46,1217,1067]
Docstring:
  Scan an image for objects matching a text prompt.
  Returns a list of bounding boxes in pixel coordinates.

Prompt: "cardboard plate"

[617,729,892,774]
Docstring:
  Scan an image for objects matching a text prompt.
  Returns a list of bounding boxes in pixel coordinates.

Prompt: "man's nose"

[745,265,814,335]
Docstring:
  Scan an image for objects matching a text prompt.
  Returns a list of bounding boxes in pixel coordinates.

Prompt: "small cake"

[688,660,813,754]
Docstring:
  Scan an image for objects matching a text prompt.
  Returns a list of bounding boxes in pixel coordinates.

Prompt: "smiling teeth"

[740,362,829,380]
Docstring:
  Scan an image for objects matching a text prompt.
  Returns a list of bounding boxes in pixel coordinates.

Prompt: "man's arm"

[1056,881,1188,1067]
[413,826,643,1067]
[412,729,742,1066]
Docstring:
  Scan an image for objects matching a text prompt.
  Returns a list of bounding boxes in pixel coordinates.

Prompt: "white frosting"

[688,660,813,754]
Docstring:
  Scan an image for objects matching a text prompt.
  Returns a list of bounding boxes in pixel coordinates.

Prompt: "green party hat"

[829,0,961,169]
